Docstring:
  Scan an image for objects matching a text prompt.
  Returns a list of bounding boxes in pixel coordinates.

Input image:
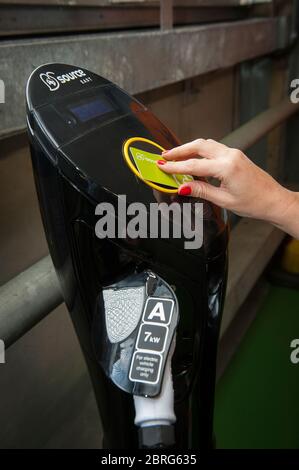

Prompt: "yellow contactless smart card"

[123,137,193,194]
[130,147,180,189]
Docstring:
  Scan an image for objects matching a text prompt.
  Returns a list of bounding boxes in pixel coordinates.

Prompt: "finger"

[178,180,230,206]
[157,158,218,178]
[162,138,228,161]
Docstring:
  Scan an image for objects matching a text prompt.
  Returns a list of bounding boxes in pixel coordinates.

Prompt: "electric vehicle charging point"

[26,63,229,449]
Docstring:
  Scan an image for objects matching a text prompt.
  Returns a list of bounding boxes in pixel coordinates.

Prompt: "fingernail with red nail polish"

[178,186,191,196]
[157,160,166,165]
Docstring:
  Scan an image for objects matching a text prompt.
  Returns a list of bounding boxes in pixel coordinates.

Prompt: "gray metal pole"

[0,256,62,347]
[0,97,298,347]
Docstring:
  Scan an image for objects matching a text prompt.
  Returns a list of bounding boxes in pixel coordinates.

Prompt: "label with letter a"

[143,297,174,325]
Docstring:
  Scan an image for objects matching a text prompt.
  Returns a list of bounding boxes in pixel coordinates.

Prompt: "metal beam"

[0,95,298,348]
[221,97,299,151]
[0,4,246,37]
[160,0,173,30]
[0,18,286,138]
[0,1,272,6]
[0,256,62,348]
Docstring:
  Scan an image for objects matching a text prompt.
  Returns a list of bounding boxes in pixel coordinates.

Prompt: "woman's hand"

[157,138,299,237]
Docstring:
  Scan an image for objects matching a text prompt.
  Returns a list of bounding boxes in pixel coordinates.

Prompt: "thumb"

[178,181,227,207]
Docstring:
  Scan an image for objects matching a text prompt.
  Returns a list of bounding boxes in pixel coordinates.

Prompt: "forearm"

[267,188,299,239]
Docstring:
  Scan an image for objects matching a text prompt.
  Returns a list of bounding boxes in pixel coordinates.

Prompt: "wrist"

[268,187,299,233]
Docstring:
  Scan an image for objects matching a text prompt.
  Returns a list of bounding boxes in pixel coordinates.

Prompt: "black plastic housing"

[26,63,229,449]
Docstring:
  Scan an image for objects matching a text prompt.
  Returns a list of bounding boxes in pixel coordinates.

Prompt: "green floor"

[214,285,299,449]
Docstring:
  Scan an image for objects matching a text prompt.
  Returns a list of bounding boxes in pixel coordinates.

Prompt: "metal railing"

[0,16,289,139]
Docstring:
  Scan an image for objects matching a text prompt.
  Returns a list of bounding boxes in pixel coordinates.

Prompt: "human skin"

[156,138,299,238]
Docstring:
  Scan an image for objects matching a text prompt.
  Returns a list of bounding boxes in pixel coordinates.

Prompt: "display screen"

[69,97,114,122]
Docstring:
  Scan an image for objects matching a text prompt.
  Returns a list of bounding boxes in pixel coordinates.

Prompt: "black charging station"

[26,63,229,449]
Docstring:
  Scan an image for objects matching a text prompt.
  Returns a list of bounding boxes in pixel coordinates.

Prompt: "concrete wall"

[0,68,235,448]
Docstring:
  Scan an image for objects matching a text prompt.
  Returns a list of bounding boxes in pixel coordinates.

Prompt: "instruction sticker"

[129,351,162,384]
[129,146,193,188]
[129,297,175,385]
